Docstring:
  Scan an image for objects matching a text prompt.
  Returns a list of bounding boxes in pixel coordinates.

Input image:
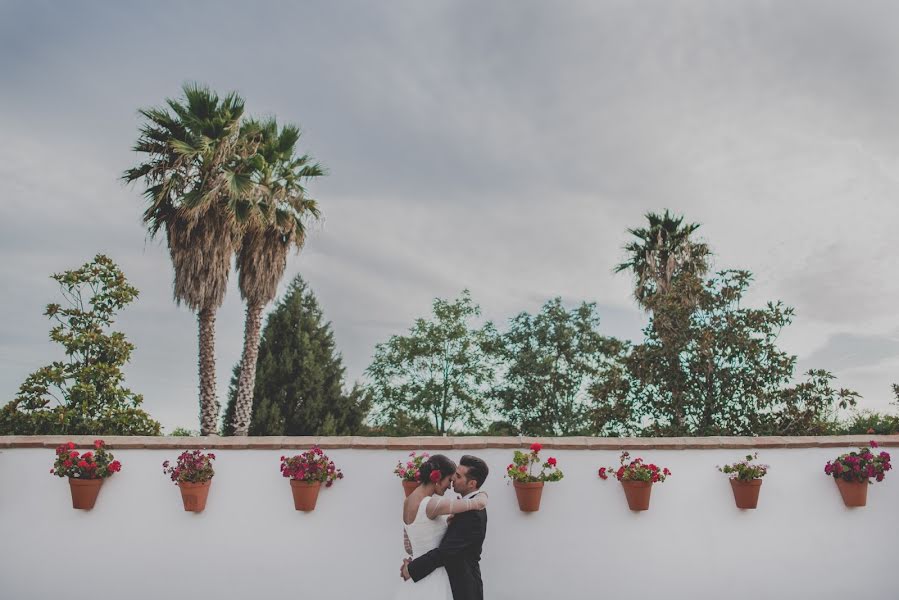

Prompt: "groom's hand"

[401,558,411,581]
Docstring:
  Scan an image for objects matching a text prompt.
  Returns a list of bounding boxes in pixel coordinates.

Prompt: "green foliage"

[0,256,161,436]
[51,440,122,479]
[477,420,519,436]
[505,447,563,483]
[162,450,215,483]
[717,453,770,481]
[592,270,859,436]
[824,443,892,483]
[169,427,199,437]
[489,298,621,436]
[598,451,671,482]
[831,409,899,435]
[365,291,495,434]
[360,411,437,436]
[221,276,369,435]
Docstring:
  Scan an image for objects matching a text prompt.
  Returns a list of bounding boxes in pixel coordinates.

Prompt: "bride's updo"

[419,454,456,484]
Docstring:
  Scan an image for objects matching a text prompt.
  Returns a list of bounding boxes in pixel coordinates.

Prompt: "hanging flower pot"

[290,480,322,511]
[824,441,891,508]
[402,480,420,497]
[178,481,212,512]
[620,480,652,511]
[505,443,563,513]
[599,452,670,512]
[51,440,122,510]
[512,481,545,512]
[718,453,769,509]
[69,477,103,510]
[834,478,868,507]
[163,450,216,512]
[729,479,763,509]
[281,447,343,512]
[395,451,428,497]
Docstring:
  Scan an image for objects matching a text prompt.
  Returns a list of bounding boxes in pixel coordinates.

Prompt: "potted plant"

[280,446,343,511]
[394,451,429,496]
[824,441,891,507]
[50,440,122,510]
[163,450,216,512]
[598,451,671,511]
[505,443,563,512]
[718,452,769,509]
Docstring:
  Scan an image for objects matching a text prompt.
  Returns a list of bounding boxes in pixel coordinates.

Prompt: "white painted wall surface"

[1,445,896,600]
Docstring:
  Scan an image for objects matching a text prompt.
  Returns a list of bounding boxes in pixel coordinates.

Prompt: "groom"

[401,454,489,600]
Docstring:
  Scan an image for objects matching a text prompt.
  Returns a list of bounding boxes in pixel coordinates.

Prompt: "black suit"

[407,496,487,600]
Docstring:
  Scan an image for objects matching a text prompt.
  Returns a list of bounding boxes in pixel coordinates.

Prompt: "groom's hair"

[460,455,489,488]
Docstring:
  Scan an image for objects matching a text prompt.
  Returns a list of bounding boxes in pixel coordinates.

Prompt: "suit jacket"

[407,498,488,600]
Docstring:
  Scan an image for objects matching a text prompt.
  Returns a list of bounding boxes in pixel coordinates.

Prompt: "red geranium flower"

[530,443,542,453]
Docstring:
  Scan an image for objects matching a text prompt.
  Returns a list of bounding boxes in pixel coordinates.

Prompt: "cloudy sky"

[1,1,898,431]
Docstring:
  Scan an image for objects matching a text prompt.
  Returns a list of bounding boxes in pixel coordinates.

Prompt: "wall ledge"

[1,434,897,450]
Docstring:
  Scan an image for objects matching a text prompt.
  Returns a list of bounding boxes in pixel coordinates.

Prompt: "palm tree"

[614,210,711,311]
[229,118,324,436]
[124,83,255,435]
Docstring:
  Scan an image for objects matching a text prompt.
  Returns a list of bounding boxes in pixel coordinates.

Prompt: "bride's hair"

[419,454,456,484]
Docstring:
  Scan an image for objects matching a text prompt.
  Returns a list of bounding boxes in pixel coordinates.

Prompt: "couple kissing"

[396,454,489,600]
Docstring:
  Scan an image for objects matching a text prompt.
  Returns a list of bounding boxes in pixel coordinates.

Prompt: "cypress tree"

[222,276,369,435]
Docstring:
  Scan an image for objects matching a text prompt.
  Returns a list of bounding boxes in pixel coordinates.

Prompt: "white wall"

[1,445,896,600]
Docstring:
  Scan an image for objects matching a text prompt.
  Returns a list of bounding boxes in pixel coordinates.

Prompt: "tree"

[230,118,324,436]
[221,276,368,435]
[0,255,161,435]
[614,209,711,311]
[124,83,254,434]
[592,270,859,436]
[489,298,622,436]
[365,291,494,434]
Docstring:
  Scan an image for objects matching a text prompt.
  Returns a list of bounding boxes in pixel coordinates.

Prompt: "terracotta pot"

[402,480,419,497]
[513,481,544,512]
[729,478,763,509]
[290,480,322,511]
[68,477,103,510]
[178,480,212,512]
[835,478,868,507]
[621,480,653,511]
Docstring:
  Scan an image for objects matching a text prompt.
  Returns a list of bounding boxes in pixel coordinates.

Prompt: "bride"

[394,454,488,600]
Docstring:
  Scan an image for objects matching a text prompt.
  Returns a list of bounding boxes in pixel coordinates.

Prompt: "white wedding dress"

[393,495,453,600]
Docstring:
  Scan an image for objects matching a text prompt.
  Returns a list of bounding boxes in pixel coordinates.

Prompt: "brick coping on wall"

[1,435,897,450]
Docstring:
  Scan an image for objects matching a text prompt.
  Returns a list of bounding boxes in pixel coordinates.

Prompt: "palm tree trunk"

[231,302,264,436]
[198,307,220,435]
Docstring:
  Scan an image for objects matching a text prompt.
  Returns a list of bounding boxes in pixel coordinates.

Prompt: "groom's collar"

[463,489,482,500]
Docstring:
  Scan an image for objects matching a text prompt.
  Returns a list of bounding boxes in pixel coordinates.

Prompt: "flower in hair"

[430,470,441,483]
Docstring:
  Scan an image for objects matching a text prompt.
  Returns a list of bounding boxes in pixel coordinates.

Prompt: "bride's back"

[404,495,448,557]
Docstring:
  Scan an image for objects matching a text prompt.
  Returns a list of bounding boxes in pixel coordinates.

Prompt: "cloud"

[802,332,899,372]
[2,0,899,427]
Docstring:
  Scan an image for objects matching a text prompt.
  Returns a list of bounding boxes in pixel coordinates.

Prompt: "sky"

[1,1,897,432]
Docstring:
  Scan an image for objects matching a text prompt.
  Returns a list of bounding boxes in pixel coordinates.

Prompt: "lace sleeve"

[403,529,413,556]
[425,492,488,519]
